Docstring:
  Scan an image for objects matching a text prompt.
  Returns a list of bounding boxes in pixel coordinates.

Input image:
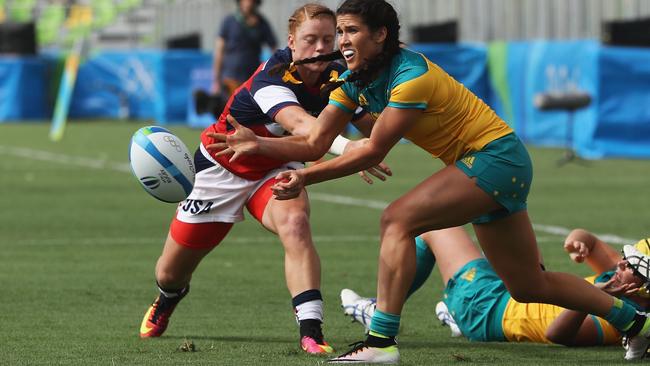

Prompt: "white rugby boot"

[340,289,376,332]
[327,341,399,364]
[435,301,462,337]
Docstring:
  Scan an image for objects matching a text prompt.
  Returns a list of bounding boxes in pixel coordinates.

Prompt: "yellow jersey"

[329,48,513,165]
[501,274,620,344]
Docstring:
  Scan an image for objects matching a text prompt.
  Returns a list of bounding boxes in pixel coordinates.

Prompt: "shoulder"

[390,48,433,86]
[250,48,298,93]
[219,14,238,33]
[258,14,274,27]
[222,14,238,25]
[337,70,360,99]
[263,47,292,69]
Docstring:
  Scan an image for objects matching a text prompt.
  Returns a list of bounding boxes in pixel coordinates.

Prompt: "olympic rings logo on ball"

[164,135,183,152]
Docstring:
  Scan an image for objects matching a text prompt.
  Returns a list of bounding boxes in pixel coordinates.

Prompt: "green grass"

[1,121,648,365]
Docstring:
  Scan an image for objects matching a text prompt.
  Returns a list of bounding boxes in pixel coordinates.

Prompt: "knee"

[277,210,310,236]
[380,204,410,237]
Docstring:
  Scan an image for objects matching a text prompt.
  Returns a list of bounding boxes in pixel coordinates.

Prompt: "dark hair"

[267,50,343,77]
[329,0,401,91]
[268,0,401,98]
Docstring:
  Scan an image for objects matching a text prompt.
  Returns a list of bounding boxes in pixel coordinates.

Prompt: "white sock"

[295,299,324,322]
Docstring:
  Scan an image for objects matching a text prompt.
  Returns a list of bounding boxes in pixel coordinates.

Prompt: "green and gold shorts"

[455,133,532,224]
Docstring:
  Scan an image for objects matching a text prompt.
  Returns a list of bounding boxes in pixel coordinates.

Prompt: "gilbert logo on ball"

[129,126,195,203]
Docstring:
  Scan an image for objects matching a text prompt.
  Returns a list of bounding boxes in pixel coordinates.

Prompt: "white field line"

[11,235,569,246]
[11,235,380,246]
[0,145,131,173]
[1,145,637,246]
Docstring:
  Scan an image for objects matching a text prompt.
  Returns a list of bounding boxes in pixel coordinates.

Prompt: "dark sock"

[365,333,397,348]
[156,283,189,307]
[300,319,324,342]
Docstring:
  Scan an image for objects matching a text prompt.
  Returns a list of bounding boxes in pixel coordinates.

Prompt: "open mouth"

[343,49,355,61]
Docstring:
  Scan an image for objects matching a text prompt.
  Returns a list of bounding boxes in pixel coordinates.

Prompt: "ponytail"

[270,0,403,99]
[268,50,343,76]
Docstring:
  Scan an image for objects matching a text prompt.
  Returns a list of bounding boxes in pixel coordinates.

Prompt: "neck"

[296,65,320,87]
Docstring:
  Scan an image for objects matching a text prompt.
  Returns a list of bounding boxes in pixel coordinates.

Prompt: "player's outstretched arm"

[343,138,392,184]
[272,106,392,183]
[271,107,421,199]
[563,228,622,274]
[207,104,350,162]
[545,308,600,346]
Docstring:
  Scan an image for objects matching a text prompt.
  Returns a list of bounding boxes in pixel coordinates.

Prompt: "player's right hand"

[205,115,259,162]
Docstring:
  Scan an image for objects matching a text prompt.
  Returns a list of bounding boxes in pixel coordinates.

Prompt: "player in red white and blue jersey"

[138,3,388,355]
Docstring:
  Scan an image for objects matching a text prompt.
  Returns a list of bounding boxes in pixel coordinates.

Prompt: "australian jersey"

[501,271,638,344]
[329,48,513,165]
[201,47,347,180]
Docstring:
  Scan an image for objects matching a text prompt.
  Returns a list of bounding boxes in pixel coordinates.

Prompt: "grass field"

[1,121,648,365]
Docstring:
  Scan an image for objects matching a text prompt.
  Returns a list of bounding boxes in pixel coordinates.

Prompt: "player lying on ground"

[341,227,650,347]
[138,3,389,356]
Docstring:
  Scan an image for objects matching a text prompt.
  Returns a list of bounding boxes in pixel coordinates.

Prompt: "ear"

[288,34,295,51]
[373,26,387,44]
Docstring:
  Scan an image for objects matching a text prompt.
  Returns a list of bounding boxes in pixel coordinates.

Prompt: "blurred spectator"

[212,0,277,96]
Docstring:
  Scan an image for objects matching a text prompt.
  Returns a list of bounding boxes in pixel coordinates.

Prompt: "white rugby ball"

[129,126,195,203]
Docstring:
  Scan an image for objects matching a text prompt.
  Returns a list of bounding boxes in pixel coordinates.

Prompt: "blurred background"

[1,3,649,364]
[1,0,650,158]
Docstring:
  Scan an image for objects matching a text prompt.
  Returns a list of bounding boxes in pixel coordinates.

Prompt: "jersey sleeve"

[250,62,301,119]
[388,66,432,110]
[328,78,359,115]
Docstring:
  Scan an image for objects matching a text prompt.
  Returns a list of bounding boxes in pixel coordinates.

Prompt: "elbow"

[304,142,329,162]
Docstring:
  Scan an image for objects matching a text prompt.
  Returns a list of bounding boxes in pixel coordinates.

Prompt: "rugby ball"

[129,126,195,203]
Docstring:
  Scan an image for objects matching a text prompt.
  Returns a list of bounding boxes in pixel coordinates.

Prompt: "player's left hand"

[271,170,305,200]
[205,115,259,162]
[358,162,392,184]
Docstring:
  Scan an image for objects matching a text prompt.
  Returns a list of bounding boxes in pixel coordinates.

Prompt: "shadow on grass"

[163,334,294,345]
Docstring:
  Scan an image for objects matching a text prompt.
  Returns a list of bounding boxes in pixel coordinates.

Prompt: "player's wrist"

[329,135,351,156]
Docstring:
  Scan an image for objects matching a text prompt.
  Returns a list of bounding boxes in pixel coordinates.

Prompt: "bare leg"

[420,227,482,286]
[377,166,500,314]
[474,211,615,316]
[262,190,321,297]
[376,163,618,318]
[155,232,216,289]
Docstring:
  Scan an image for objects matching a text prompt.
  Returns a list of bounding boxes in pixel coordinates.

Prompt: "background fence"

[154,0,650,49]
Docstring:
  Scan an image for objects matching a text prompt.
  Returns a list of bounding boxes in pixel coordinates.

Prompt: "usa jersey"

[201,47,347,180]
